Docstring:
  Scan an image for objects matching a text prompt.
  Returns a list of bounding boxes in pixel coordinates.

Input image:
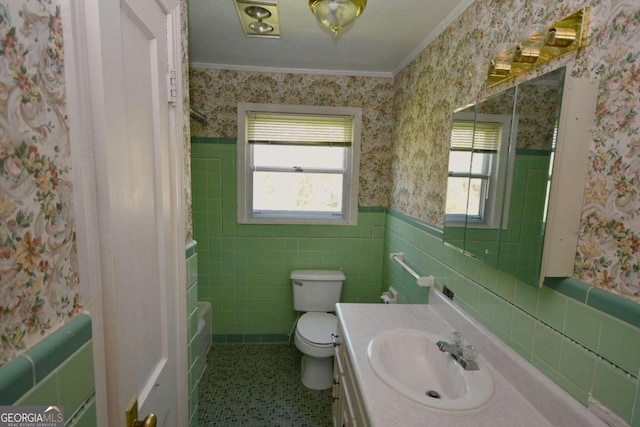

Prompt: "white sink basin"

[367,328,494,411]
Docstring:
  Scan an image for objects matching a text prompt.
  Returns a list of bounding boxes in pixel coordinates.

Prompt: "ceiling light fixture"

[309,0,367,38]
[486,8,589,87]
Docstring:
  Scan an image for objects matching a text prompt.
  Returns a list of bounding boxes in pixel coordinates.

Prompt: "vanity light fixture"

[234,0,281,38]
[309,0,367,38]
[486,8,589,87]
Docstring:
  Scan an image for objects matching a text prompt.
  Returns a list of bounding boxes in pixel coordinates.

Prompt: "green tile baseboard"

[212,334,290,345]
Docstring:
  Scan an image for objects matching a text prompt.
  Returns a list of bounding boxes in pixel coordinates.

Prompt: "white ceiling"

[188,0,474,77]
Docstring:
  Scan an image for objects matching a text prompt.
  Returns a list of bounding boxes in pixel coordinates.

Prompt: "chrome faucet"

[436,332,479,371]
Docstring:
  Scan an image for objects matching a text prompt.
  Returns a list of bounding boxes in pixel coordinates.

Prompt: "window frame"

[237,102,362,225]
[446,112,516,229]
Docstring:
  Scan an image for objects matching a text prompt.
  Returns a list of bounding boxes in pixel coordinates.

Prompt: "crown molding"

[190,62,393,78]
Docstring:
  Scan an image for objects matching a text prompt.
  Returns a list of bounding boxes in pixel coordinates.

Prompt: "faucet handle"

[462,345,478,363]
[450,331,463,346]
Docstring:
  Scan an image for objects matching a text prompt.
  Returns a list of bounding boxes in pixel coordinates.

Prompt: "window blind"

[450,120,502,152]
[247,112,353,146]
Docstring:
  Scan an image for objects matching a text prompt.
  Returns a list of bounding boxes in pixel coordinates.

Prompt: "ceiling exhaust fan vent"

[234,0,281,38]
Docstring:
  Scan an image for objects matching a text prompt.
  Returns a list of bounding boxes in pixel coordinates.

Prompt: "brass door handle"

[133,414,157,427]
[126,396,157,427]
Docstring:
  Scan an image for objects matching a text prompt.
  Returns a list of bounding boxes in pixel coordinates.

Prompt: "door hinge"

[167,69,177,106]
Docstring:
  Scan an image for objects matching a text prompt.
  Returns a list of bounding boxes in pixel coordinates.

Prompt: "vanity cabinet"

[332,322,368,427]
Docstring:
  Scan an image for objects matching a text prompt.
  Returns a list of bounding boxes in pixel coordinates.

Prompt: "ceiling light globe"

[309,0,366,36]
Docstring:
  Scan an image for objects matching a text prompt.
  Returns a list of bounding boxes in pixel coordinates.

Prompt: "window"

[446,112,514,227]
[237,103,361,225]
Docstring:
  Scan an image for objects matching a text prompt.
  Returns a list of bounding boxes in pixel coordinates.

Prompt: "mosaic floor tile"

[198,344,332,426]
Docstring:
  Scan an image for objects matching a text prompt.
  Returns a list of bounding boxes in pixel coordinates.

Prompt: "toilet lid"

[297,313,337,345]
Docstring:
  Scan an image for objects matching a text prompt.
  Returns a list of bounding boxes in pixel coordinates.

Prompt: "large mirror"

[444,67,566,287]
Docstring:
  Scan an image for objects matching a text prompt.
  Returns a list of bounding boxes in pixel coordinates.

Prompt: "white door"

[63,0,186,425]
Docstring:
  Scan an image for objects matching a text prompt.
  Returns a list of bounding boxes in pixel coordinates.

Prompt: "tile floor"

[198,344,333,426]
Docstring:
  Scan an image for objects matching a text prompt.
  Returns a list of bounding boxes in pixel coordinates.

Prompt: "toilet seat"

[296,312,337,346]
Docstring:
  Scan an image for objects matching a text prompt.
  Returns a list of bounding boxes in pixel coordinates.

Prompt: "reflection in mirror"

[464,87,517,266]
[443,104,475,251]
[444,67,566,287]
[497,68,564,285]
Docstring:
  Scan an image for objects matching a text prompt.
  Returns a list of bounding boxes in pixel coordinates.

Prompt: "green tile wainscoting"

[191,138,386,341]
[191,136,639,424]
[186,240,199,427]
[0,314,96,426]
[384,210,640,426]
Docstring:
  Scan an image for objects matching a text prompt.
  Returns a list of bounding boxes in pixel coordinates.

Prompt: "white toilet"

[291,269,345,390]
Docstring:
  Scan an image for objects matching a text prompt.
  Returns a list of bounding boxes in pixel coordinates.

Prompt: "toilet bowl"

[291,270,345,390]
[294,312,337,390]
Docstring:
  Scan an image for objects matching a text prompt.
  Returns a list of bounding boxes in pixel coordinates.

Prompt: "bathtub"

[196,301,212,382]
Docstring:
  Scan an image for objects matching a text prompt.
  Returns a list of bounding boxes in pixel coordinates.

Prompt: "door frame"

[61,0,188,425]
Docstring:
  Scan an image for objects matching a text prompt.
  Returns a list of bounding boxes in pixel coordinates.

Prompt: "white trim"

[61,0,109,424]
[392,0,475,76]
[190,62,393,78]
[62,0,187,424]
[166,6,189,427]
[541,71,598,283]
[155,0,179,13]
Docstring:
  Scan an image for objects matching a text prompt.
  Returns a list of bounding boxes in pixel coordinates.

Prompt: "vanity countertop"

[335,291,606,427]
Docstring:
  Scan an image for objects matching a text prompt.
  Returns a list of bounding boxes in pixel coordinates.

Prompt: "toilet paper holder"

[380,287,398,304]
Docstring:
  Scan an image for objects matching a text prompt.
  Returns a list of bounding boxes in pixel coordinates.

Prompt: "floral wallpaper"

[477,82,562,151]
[391,0,640,302]
[181,0,192,241]
[189,69,394,208]
[0,0,81,365]
[514,83,562,150]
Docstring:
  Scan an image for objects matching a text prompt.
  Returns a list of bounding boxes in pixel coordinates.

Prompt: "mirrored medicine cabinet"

[443,66,598,287]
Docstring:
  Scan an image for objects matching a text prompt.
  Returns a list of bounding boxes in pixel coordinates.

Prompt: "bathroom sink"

[367,329,494,411]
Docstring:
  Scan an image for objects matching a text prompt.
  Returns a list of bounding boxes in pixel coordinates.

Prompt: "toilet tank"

[291,270,345,312]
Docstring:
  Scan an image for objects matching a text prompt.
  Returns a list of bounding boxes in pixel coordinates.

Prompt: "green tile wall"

[191,139,385,338]
[186,241,199,427]
[384,211,640,425]
[447,152,551,284]
[498,151,551,285]
[0,314,96,426]
[190,136,640,424]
